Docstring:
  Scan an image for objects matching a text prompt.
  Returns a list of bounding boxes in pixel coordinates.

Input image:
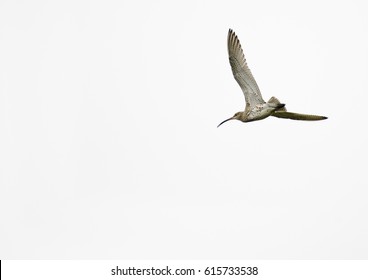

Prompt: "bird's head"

[217,111,243,127]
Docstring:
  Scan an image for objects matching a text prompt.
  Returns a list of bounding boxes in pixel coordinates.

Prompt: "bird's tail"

[268,96,286,111]
[268,96,328,121]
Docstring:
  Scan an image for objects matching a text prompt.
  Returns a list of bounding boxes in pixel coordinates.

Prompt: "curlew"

[218,29,327,127]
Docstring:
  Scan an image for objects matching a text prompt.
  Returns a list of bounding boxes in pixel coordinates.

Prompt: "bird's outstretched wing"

[228,29,264,108]
[272,111,327,121]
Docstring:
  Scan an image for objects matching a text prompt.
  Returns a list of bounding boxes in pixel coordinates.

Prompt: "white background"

[0,0,367,259]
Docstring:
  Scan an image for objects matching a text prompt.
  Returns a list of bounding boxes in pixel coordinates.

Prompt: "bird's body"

[218,29,327,127]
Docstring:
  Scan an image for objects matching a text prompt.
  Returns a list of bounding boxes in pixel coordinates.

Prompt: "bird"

[217,29,327,127]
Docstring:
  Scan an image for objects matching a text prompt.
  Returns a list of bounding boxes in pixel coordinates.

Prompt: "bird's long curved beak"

[217,117,234,128]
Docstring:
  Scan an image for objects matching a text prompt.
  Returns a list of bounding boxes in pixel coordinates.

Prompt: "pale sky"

[0,0,367,259]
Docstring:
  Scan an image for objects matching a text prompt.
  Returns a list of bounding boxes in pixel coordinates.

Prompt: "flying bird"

[218,29,327,127]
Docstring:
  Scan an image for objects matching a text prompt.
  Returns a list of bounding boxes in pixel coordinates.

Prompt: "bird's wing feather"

[272,111,327,121]
[228,29,264,108]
